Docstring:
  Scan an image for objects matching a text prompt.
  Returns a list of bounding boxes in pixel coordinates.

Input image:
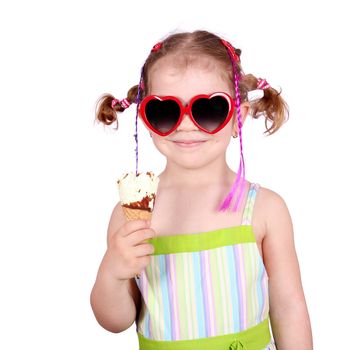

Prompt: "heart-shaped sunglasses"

[139,92,235,136]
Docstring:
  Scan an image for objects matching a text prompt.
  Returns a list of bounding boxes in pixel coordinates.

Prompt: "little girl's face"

[144,56,238,171]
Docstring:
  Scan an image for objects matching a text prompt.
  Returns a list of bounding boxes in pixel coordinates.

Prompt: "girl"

[91,30,312,349]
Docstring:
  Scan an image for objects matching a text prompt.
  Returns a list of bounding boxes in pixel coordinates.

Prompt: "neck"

[158,155,235,190]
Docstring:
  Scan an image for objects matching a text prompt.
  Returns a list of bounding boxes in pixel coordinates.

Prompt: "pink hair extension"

[218,42,246,213]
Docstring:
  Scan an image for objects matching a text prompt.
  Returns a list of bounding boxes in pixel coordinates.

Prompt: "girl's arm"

[261,189,313,349]
[90,202,141,333]
[90,263,140,333]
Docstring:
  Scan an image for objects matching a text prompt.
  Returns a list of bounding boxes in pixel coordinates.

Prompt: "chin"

[172,154,215,170]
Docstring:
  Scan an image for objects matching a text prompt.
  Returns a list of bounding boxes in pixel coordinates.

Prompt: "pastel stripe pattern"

[135,183,275,348]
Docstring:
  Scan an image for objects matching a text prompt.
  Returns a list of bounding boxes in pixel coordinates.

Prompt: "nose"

[176,112,198,131]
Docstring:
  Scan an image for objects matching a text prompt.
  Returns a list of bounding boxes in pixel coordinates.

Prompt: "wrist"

[98,255,128,284]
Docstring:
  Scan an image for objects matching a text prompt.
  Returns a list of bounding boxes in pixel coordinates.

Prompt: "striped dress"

[135,183,276,349]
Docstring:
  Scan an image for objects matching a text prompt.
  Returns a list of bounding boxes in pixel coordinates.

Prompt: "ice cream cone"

[117,171,160,280]
[122,207,152,222]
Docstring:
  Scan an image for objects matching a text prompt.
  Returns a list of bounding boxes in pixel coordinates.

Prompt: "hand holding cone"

[117,171,159,278]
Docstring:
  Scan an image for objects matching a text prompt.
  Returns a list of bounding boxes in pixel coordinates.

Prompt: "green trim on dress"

[137,317,271,350]
[149,225,255,255]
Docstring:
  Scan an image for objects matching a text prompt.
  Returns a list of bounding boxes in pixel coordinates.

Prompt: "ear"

[232,102,250,137]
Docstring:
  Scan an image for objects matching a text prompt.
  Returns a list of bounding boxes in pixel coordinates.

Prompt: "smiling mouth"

[173,140,207,148]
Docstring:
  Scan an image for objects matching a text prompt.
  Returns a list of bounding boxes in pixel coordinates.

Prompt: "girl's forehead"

[148,55,231,96]
[149,54,220,76]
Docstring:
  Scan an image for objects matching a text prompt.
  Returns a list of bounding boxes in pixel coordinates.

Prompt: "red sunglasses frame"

[139,92,235,136]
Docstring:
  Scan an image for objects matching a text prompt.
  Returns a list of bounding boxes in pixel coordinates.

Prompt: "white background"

[0,0,349,349]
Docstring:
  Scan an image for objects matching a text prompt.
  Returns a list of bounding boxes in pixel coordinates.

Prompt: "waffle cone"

[122,206,152,222]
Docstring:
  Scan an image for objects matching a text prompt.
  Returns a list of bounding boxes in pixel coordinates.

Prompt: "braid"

[232,60,246,211]
[218,45,246,213]
[134,65,145,175]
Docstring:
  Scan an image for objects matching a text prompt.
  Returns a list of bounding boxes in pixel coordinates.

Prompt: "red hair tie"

[151,42,162,52]
[257,78,270,90]
[111,98,131,109]
[221,39,240,62]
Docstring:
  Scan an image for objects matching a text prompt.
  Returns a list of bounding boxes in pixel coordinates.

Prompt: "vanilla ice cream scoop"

[117,171,159,212]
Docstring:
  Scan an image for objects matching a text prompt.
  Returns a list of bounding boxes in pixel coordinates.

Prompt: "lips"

[173,140,207,148]
[173,140,206,144]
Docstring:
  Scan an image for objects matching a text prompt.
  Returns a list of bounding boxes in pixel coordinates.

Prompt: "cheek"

[213,134,232,151]
[150,135,169,154]
[216,119,235,139]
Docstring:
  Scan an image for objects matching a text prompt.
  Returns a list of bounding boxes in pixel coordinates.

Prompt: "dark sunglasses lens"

[192,96,229,131]
[145,99,181,133]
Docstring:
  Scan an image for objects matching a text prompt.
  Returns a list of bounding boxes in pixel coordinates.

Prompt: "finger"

[135,255,152,270]
[133,243,155,258]
[119,219,151,237]
[127,228,155,246]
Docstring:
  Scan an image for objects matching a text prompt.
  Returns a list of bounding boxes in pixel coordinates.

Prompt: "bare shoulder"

[248,184,292,258]
[256,185,293,237]
[256,185,298,279]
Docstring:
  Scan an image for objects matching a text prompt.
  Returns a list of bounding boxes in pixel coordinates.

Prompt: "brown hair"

[95,30,289,135]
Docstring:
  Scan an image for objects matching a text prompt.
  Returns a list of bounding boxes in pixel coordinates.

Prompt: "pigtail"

[94,85,140,128]
[242,74,289,135]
